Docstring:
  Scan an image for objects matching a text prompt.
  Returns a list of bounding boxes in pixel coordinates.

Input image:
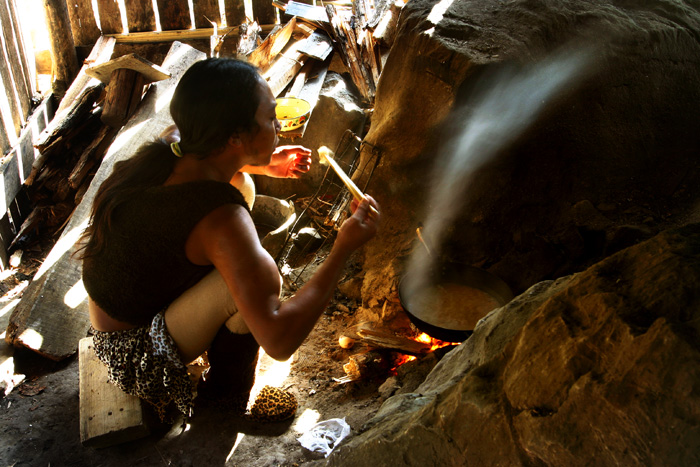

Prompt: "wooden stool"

[79,337,150,448]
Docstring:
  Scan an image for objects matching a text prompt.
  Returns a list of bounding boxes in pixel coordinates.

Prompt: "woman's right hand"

[335,196,381,253]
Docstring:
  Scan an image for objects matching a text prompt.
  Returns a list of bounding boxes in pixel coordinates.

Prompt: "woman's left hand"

[266,146,312,178]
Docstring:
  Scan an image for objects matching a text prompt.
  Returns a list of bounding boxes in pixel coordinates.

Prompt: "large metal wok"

[399,231,513,342]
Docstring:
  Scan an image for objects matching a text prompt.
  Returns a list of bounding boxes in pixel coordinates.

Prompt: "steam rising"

[406,49,592,305]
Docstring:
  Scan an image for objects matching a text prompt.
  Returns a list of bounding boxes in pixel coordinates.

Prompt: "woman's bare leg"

[164,269,249,363]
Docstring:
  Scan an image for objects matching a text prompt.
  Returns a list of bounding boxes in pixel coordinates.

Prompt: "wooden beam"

[105,24,275,43]
[193,0,221,29]
[65,0,101,46]
[156,0,192,31]
[123,0,156,33]
[6,42,207,361]
[95,0,124,35]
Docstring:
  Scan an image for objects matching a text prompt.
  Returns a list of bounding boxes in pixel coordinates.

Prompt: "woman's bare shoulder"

[185,203,260,265]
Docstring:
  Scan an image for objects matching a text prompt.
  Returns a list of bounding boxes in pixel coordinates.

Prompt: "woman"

[80,58,380,422]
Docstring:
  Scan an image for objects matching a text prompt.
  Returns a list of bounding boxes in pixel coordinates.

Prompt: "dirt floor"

[0,236,435,466]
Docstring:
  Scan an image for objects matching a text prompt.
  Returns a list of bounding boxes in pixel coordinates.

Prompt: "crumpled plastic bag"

[297,417,351,457]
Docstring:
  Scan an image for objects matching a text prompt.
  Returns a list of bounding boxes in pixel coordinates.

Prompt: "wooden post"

[95,0,124,35]
[223,0,245,28]
[44,0,80,99]
[193,0,221,29]
[65,0,101,46]
[155,0,192,31]
[123,0,156,33]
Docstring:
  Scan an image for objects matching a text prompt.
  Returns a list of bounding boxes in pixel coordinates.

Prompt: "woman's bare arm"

[186,197,379,360]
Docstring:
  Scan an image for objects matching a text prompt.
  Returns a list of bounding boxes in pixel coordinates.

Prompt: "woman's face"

[240,78,281,166]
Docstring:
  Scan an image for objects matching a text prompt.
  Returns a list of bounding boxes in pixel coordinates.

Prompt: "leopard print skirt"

[91,311,195,421]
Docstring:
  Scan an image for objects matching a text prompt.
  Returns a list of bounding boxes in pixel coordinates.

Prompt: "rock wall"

[358,0,700,307]
[319,223,700,466]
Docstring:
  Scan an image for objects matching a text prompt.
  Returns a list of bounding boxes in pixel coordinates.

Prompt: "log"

[79,337,150,448]
[156,0,192,31]
[68,124,116,189]
[6,42,207,361]
[95,0,124,35]
[100,69,147,128]
[223,0,246,28]
[66,0,101,46]
[44,0,80,98]
[193,0,221,29]
[28,83,105,186]
[123,0,156,33]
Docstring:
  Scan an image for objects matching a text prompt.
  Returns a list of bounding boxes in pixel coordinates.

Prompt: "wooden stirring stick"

[318,146,379,216]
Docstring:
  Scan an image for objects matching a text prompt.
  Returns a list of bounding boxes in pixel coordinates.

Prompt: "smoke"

[406,48,593,291]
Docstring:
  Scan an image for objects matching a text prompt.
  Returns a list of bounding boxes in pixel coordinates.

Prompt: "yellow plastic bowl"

[276,98,311,131]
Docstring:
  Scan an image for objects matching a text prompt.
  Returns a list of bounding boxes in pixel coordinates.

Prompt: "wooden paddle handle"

[319,148,379,216]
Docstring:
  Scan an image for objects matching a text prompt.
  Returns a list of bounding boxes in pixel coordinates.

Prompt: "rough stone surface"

[357,0,700,305]
[318,223,700,466]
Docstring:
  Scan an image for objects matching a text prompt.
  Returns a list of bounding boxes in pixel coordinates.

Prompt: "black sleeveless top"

[82,180,248,326]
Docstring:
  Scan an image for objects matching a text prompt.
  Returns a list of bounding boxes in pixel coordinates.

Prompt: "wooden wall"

[67,0,275,43]
[0,0,45,268]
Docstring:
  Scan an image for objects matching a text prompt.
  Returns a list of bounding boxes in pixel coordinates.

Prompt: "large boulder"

[357,0,700,305]
[319,222,700,465]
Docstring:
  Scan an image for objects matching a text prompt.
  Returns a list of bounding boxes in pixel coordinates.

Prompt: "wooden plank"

[5,0,35,105]
[0,151,20,217]
[248,17,296,72]
[284,1,329,24]
[0,98,11,154]
[65,0,101,46]
[95,0,124,35]
[85,53,171,84]
[155,0,192,31]
[124,0,156,33]
[298,30,333,61]
[193,0,221,29]
[0,36,23,137]
[252,0,276,26]
[223,0,246,28]
[79,337,149,448]
[0,214,11,269]
[6,41,207,361]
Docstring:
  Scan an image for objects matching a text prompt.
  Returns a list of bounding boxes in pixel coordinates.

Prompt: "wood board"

[85,53,171,84]
[6,42,207,360]
[79,337,149,448]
